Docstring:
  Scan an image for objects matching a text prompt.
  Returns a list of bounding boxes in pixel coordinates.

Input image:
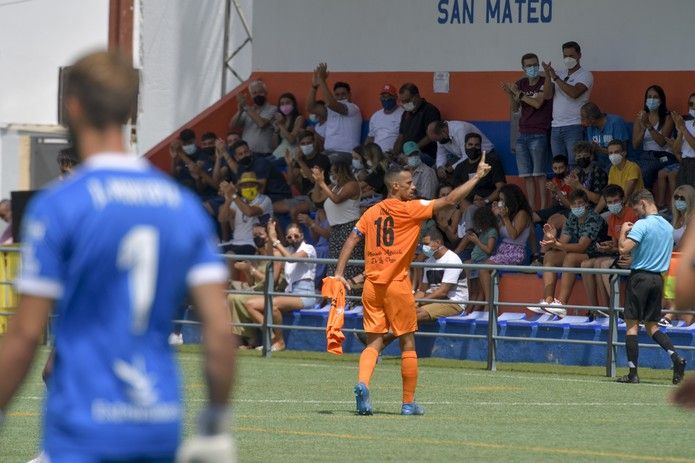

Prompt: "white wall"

[136,0,253,154]
[251,0,695,72]
[0,0,109,125]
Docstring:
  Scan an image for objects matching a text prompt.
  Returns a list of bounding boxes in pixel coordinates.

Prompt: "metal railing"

[2,246,695,378]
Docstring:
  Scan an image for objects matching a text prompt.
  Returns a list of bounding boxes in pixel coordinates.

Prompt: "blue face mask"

[352,159,364,171]
[381,97,397,111]
[571,206,586,218]
[524,65,540,79]
[407,156,421,168]
[675,199,688,211]
[645,97,661,111]
[607,203,623,215]
[422,245,435,258]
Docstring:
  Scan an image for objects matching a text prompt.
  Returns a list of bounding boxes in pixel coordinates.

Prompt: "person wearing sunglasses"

[243,220,317,352]
[659,185,695,328]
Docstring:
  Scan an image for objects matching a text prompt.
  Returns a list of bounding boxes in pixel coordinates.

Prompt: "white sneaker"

[168,332,183,346]
[544,298,567,317]
[527,299,549,314]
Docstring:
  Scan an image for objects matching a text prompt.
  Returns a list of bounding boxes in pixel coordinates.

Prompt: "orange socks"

[358,347,379,386]
[401,351,418,403]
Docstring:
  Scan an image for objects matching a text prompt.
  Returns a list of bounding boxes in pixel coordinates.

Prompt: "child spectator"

[463,205,499,312]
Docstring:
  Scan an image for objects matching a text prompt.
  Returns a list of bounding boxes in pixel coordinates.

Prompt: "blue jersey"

[16,154,227,458]
[627,213,674,273]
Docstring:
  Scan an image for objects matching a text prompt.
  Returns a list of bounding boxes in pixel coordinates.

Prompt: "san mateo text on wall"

[437,0,552,24]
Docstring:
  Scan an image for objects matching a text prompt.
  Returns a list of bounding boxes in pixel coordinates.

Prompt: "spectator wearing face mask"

[218,172,273,256]
[243,221,318,352]
[580,102,630,172]
[529,189,606,317]
[427,120,495,181]
[594,140,644,213]
[452,133,506,206]
[394,83,442,165]
[169,128,201,189]
[403,141,438,200]
[271,92,304,161]
[502,52,553,211]
[307,63,362,154]
[580,185,637,310]
[366,84,404,153]
[229,79,277,156]
[277,130,331,220]
[659,185,695,328]
[564,141,608,211]
[672,93,695,186]
[542,41,593,166]
[227,139,292,208]
[632,85,677,210]
[532,155,572,228]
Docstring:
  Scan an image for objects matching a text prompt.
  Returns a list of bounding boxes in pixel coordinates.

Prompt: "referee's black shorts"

[625,270,664,322]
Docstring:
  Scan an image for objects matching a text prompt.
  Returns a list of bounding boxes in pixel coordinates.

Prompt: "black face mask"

[555,171,567,179]
[253,236,266,248]
[237,155,253,167]
[576,158,591,169]
[465,148,482,161]
[440,137,452,144]
[253,95,266,106]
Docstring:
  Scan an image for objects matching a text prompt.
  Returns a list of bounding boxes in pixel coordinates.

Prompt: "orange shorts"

[362,278,417,336]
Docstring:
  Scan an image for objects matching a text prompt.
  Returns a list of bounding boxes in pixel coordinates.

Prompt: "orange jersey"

[355,198,434,284]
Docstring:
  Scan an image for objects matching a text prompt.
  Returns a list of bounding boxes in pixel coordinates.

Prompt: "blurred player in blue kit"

[0,50,236,462]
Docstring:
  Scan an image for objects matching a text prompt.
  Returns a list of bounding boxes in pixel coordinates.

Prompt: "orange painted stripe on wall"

[146,70,695,171]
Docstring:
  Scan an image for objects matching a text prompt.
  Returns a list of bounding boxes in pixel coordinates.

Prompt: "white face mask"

[563,56,578,69]
[689,109,695,119]
[182,144,196,155]
[300,144,314,156]
[609,154,623,166]
[402,101,416,112]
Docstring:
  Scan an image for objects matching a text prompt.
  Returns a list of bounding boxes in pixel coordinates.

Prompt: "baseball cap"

[403,141,420,157]
[380,84,397,97]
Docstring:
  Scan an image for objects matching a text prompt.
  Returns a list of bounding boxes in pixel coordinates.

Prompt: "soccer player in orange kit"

[333,153,491,415]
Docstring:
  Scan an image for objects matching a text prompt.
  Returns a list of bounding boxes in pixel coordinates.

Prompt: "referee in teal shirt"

[618,189,686,384]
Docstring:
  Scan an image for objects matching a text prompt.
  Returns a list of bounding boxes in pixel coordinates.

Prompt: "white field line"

[15,395,662,406]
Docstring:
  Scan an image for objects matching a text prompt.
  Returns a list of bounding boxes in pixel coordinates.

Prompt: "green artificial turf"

[2,348,695,462]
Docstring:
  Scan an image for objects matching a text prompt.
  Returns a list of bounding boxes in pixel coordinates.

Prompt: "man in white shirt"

[366,84,404,153]
[308,62,362,153]
[426,120,495,179]
[218,172,273,256]
[416,228,468,321]
[229,79,278,156]
[542,41,593,167]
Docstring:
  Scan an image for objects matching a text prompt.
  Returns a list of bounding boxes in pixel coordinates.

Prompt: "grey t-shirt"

[238,103,277,154]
